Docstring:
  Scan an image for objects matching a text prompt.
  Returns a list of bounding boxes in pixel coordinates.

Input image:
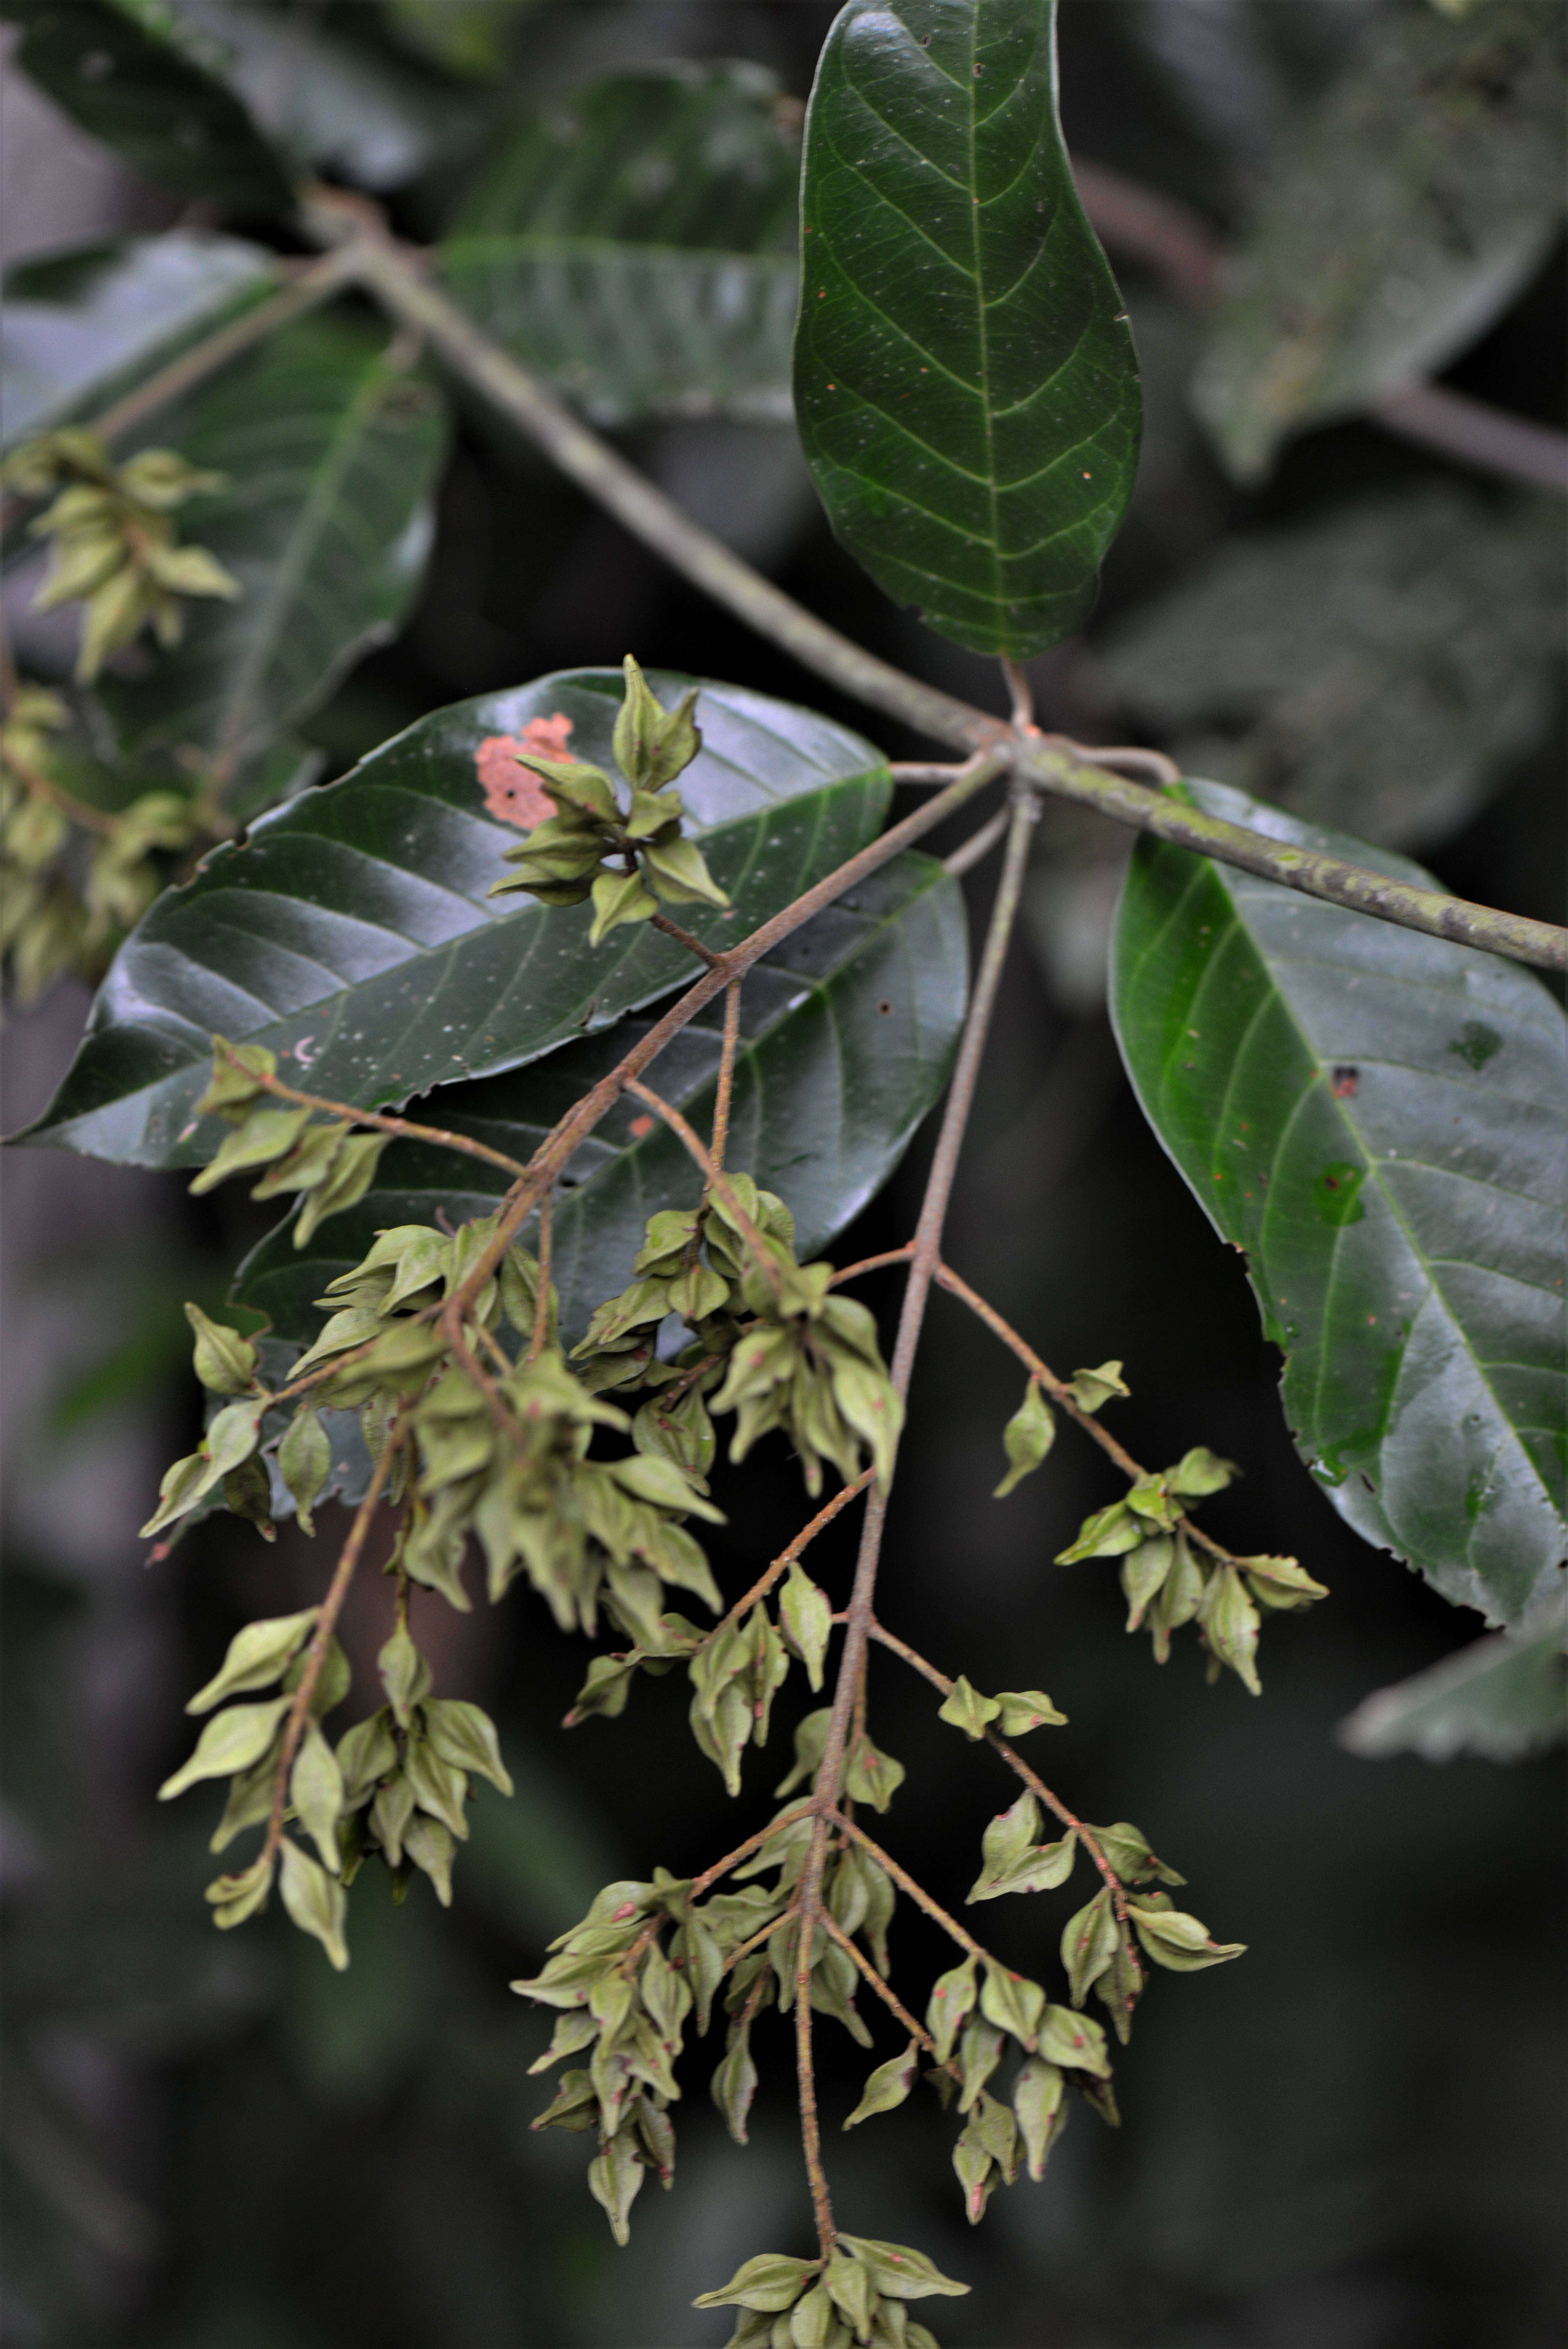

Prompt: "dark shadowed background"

[2,5,1563,2346]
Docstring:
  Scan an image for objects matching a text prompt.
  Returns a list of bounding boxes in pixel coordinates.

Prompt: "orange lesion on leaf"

[476,712,574,828]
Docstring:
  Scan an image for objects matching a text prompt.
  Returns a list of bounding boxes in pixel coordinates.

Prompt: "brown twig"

[789,794,1040,2251]
[795,1917,834,2254]
[528,1188,553,1367]
[695,1469,875,1658]
[622,1078,783,1300]
[827,1246,916,1287]
[438,751,1010,1330]
[830,1814,989,1967]
[299,196,1566,972]
[866,1618,1124,1899]
[86,252,361,449]
[262,1422,400,1867]
[228,1047,529,1180]
[710,977,743,1176]
[650,911,725,968]
[817,1910,933,2053]
[2,746,121,836]
[933,1258,1235,1566]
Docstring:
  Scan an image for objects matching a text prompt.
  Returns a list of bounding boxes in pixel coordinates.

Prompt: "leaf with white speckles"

[23,670,893,1167]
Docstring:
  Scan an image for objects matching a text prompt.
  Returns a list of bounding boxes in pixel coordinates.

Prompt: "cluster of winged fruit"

[0,684,198,999]
[491,653,731,944]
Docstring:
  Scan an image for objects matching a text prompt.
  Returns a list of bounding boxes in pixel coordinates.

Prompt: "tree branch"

[299,198,1564,974]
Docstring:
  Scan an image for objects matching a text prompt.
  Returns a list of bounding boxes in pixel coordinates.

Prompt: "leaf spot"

[476,714,574,827]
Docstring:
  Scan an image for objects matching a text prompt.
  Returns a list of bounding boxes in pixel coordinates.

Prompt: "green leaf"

[926,1954,977,2064]
[837,2235,969,2300]
[779,1564,834,1694]
[289,1722,344,1874]
[825,2248,871,2341]
[709,2033,758,2149]
[693,2254,819,2313]
[94,313,446,798]
[992,1688,1065,1736]
[1010,2057,1064,2181]
[3,0,295,212]
[233,849,960,1349]
[1035,2003,1110,2077]
[1338,1613,1568,1764]
[937,1675,1000,1741]
[444,65,801,426]
[28,670,893,1168]
[278,1835,349,1969]
[979,1960,1044,2049]
[421,1698,515,1797]
[1127,1902,1245,1974]
[795,0,1140,657]
[157,1694,289,1801]
[992,1379,1054,1497]
[1191,4,1568,480]
[0,231,279,453]
[1060,1884,1117,2008]
[1085,1821,1184,1889]
[185,1606,317,1713]
[843,2043,918,2129]
[1097,490,1566,854]
[1111,775,1567,1627]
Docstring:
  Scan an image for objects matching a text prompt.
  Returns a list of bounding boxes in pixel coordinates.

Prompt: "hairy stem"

[789,794,1039,2248]
[817,1910,934,2053]
[697,1469,874,1658]
[263,1425,399,1866]
[866,1617,1124,1899]
[709,977,743,1176]
[649,911,725,968]
[830,1814,989,1966]
[528,1188,553,1366]
[828,1246,917,1287]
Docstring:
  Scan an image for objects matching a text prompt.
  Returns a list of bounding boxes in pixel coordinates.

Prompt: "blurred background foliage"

[0,3,1563,2345]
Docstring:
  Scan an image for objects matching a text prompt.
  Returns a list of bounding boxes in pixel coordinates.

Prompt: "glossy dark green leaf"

[1191,2,1568,481]
[442,66,800,426]
[1097,488,1565,852]
[2,0,295,214]
[794,0,1140,657]
[234,847,964,1343]
[1112,777,1567,1627]
[25,670,893,1166]
[96,312,447,794]
[0,231,278,454]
